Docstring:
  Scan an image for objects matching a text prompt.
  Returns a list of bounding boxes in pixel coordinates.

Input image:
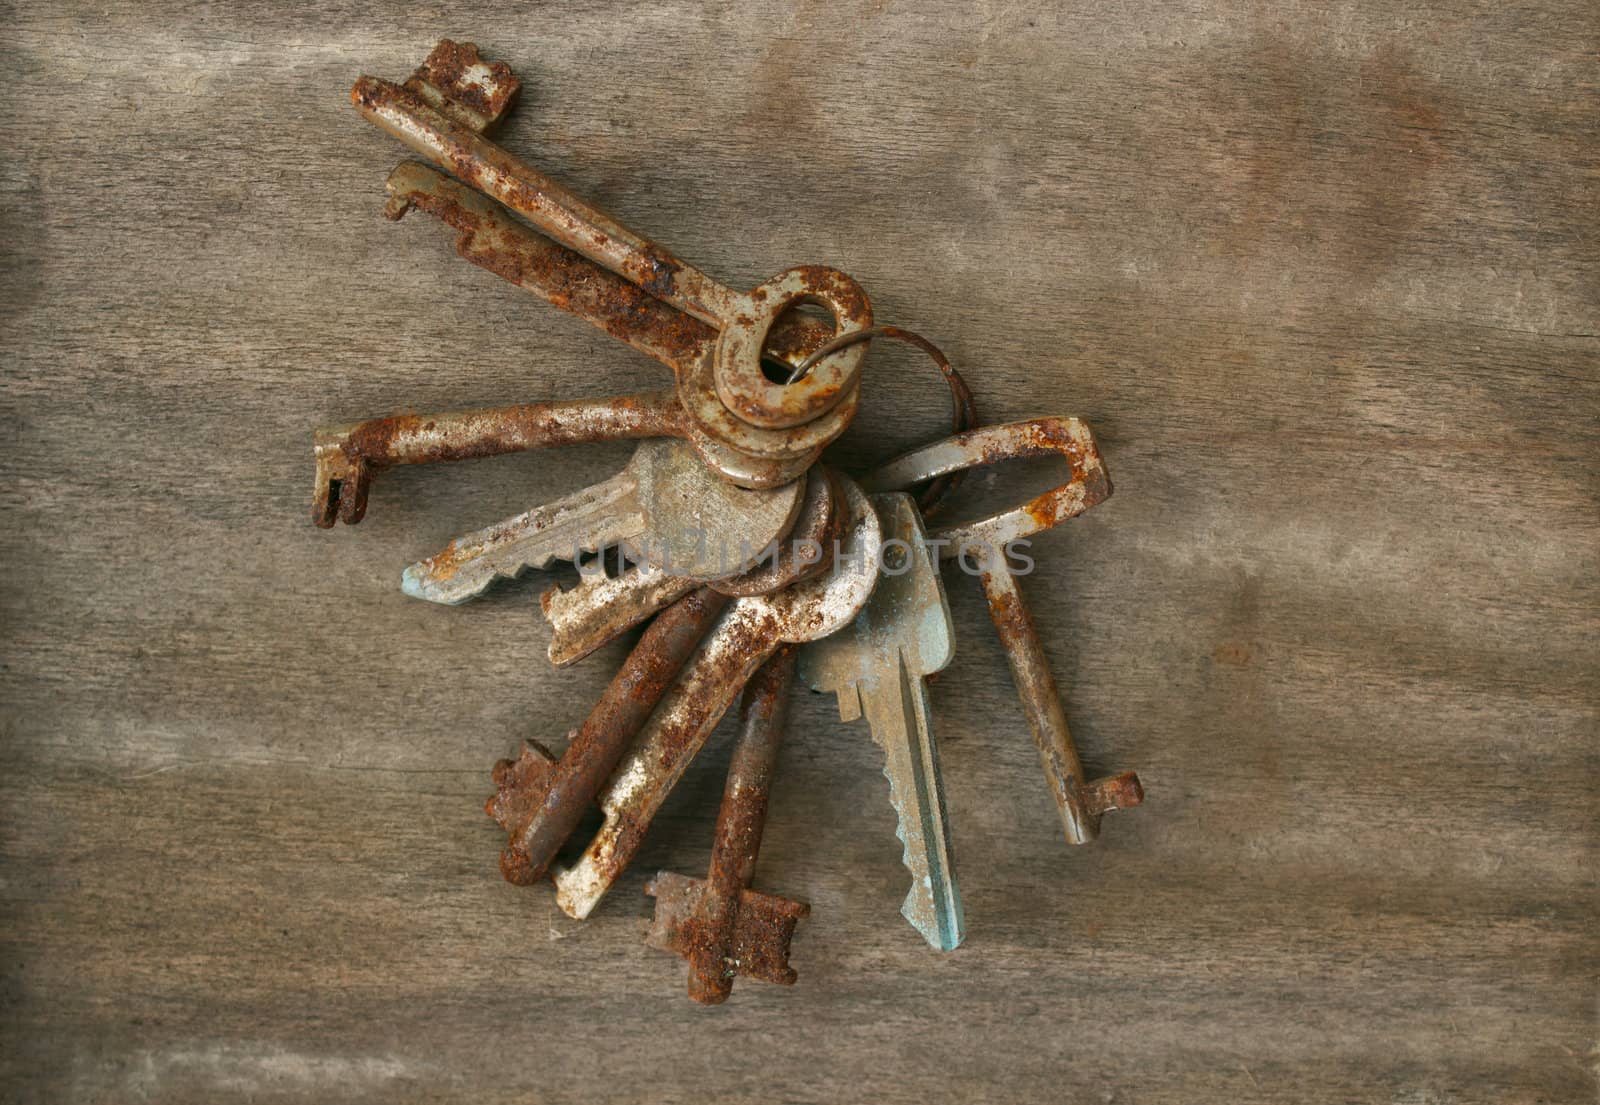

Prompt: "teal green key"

[799,492,965,951]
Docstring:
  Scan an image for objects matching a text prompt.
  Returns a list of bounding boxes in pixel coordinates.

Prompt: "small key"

[862,417,1143,845]
[645,647,809,1003]
[400,438,803,605]
[800,492,964,951]
[539,465,841,666]
[552,475,883,920]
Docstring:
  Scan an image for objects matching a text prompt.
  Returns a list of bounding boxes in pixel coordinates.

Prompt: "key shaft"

[385,162,718,375]
[666,646,805,1004]
[978,560,1143,844]
[489,587,731,885]
[312,390,679,528]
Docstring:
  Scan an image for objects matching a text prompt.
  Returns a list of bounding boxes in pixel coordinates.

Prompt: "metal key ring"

[786,325,977,516]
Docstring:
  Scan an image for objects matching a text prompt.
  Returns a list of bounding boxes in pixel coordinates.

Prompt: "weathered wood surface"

[2,3,1595,1102]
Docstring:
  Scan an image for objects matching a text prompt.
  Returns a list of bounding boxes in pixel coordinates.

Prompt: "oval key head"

[861,417,1111,557]
[712,266,873,431]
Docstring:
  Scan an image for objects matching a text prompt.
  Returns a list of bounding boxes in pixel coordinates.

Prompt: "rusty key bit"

[645,646,809,1003]
[864,417,1144,845]
[977,555,1143,843]
[488,586,731,885]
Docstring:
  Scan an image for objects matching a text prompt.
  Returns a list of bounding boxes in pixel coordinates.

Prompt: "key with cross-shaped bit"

[400,437,803,605]
[551,475,882,920]
[645,646,809,1003]
[799,492,965,951]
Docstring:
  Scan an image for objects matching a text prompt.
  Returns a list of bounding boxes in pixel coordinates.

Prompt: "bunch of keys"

[313,40,1145,1003]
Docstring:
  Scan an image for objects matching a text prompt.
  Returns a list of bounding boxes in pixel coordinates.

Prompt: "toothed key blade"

[400,438,804,605]
[799,493,964,951]
[401,464,645,604]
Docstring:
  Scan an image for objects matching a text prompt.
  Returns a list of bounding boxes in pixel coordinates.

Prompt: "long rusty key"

[645,647,809,1003]
[351,41,873,478]
[862,417,1144,845]
[552,476,882,919]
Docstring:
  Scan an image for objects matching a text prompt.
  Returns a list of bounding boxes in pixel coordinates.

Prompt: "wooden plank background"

[2,3,1595,1102]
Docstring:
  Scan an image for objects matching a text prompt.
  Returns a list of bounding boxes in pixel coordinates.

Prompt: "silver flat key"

[400,438,803,605]
[539,465,840,666]
[551,476,882,920]
[799,492,964,951]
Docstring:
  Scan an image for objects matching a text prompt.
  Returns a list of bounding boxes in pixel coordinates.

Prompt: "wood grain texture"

[2,2,1596,1102]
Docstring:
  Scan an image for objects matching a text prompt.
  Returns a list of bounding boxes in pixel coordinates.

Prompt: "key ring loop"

[786,325,977,516]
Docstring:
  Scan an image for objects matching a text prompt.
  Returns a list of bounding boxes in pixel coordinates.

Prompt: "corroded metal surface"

[399,39,521,136]
[862,416,1112,555]
[385,162,716,375]
[542,565,698,670]
[799,493,964,950]
[710,465,841,596]
[978,562,1144,844]
[644,646,808,1003]
[539,465,839,667]
[311,390,682,527]
[397,439,804,604]
[552,477,882,920]
[863,417,1142,846]
[352,40,871,454]
[644,874,809,993]
[487,587,732,886]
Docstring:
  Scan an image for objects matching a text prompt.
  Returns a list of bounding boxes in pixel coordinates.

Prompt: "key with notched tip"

[799,492,965,952]
[399,437,803,605]
[862,416,1144,846]
[551,475,883,921]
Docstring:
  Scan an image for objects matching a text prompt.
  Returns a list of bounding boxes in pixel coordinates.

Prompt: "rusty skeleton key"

[863,418,1144,845]
[645,647,810,1003]
[488,586,731,886]
[317,40,874,518]
[486,467,841,884]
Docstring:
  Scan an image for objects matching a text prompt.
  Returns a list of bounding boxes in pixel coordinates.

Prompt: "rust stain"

[493,588,730,885]
[1212,642,1252,667]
